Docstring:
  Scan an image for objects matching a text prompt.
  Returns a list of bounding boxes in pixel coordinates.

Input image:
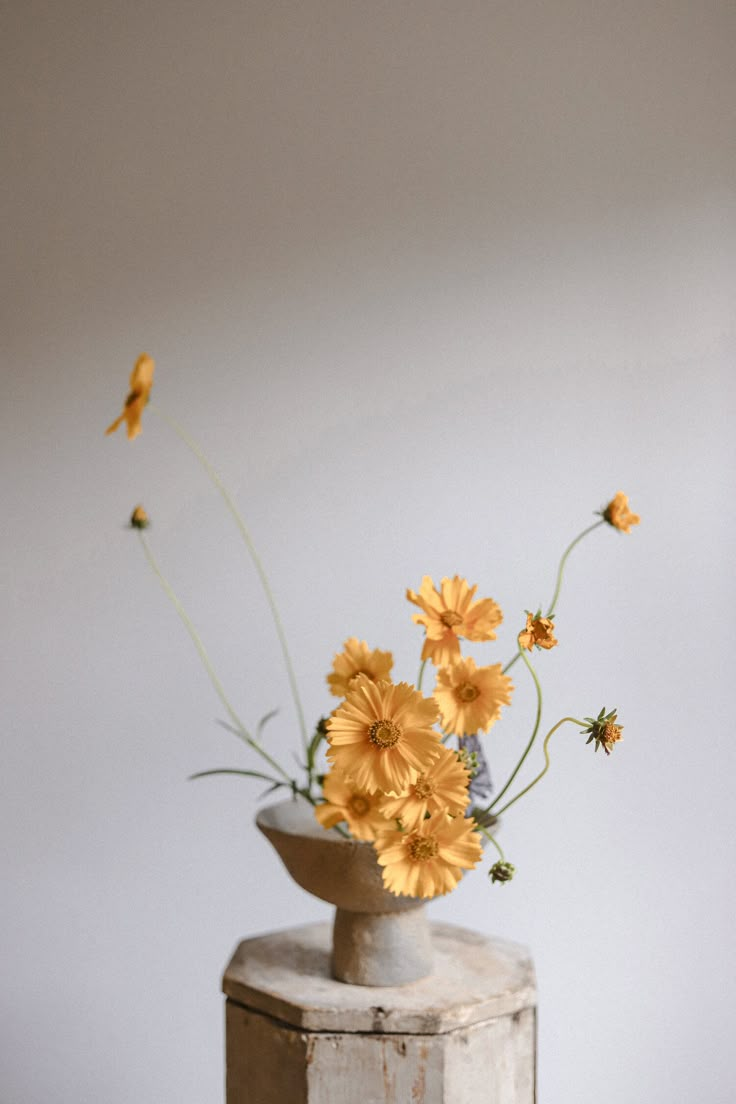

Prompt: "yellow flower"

[407,575,503,667]
[518,612,558,652]
[379,745,471,829]
[433,656,513,737]
[374,814,483,898]
[326,677,441,796]
[314,769,391,841]
[129,504,150,529]
[602,491,640,533]
[327,638,393,698]
[106,354,155,440]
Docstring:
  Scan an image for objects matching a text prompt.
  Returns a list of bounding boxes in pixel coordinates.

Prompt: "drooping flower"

[106,353,155,440]
[314,769,392,841]
[374,814,483,898]
[580,707,623,755]
[433,657,513,737]
[406,575,503,667]
[326,677,441,795]
[379,745,471,829]
[327,638,393,699]
[602,492,640,533]
[129,504,150,529]
[518,612,558,652]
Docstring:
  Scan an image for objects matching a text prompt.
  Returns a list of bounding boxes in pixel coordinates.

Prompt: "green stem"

[417,657,428,691]
[491,717,585,817]
[484,647,543,814]
[478,825,505,863]
[546,518,605,617]
[501,518,606,675]
[137,530,294,785]
[150,404,309,762]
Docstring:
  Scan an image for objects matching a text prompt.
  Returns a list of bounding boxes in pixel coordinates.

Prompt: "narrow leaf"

[189,768,281,784]
[256,709,280,739]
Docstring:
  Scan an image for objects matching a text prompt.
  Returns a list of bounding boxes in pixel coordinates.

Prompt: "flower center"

[440,609,463,629]
[455,681,480,703]
[407,835,439,862]
[602,722,622,746]
[412,775,435,800]
[348,794,371,817]
[368,718,402,748]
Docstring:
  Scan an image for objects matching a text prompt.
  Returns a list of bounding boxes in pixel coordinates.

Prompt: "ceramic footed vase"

[256,798,431,986]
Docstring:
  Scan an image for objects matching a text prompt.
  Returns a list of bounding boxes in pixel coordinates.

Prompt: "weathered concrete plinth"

[223,921,537,1103]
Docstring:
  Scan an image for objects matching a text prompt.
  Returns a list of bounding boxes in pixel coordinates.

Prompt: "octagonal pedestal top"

[223,921,536,1036]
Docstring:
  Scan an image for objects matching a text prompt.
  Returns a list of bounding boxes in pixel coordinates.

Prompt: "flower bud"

[130,505,150,529]
[489,860,515,884]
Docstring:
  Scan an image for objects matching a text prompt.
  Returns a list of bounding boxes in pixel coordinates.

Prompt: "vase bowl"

[256,798,432,986]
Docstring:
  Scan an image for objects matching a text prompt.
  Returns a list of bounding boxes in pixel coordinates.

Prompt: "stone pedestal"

[223,922,536,1103]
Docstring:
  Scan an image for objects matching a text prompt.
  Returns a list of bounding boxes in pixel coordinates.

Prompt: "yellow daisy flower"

[407,575,503,667]
[433,656,513,737]
[326,677,441,796]
[379,745,471,829]
[374,814,483,898]
[106,353,155,440]
[314,769,391,841]
[518,612,558,652]
[602,491,640,533]
[326,638,393,699]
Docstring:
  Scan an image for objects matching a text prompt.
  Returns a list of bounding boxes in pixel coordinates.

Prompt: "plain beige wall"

[2,2,735,1101]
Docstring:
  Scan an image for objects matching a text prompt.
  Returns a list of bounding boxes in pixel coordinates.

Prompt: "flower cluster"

[318,574,517,899]
[107,356,640,903]
[320,661,485,897]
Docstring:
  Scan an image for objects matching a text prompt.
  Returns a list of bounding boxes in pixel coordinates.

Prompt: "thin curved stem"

[501,517,606,675]
[150,404,309,760]
[477,825,506,863]
[138,531,294,785]
[547,519,605,617]
[502,652,520,675]
[484,646,543,814]
[416,657,428,692]
[491,717,585,817]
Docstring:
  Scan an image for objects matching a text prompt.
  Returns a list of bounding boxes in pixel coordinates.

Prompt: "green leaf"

[257,709,280,739]
[189,767,282,784]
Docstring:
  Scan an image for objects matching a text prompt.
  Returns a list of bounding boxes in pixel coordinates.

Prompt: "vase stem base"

[331,906,432,986]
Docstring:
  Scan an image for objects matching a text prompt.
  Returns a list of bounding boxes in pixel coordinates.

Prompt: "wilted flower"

[106,354,155,440]
[581,707,623,755]
[518,611,557,652]
[602,492,640,533]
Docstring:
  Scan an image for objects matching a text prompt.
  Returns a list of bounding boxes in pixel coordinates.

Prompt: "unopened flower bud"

[489,860,515,884]
[130,505,150,529]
